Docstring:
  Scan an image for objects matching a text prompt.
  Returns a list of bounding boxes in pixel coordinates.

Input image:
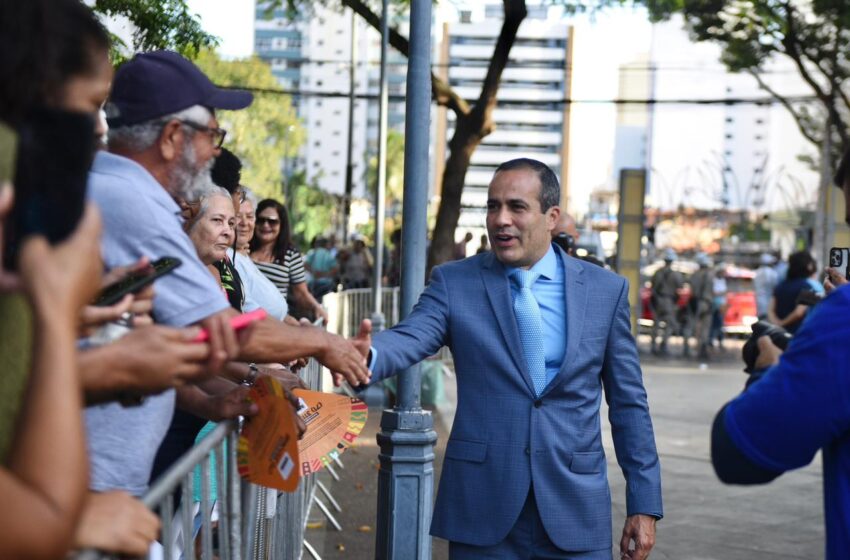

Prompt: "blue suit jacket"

[370,246,663,550]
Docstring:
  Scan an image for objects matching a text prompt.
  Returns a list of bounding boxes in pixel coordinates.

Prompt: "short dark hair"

[0,0,110,125]
[211,148,242,194]
[834,146,850,187]
[493,158,560,212]
[787,250,817,280]
[250,199,293,260]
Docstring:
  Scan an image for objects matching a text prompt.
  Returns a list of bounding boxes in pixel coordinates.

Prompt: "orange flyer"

[237,376,300,492]
[292,389,368,476]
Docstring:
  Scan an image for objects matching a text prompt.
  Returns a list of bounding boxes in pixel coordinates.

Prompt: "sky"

[187,0,256,59]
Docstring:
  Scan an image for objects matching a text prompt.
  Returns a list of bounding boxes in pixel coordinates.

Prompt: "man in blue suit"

[344,158,662,559]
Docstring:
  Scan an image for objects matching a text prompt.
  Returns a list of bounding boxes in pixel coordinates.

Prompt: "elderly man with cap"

[649,248,683,356]
[86,51,369,504]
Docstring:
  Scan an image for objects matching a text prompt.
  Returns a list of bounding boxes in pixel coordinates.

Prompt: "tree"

[288,170,342,248]
[92,0,218,61]
[193,51,305,201]
[268,0,638,269]
[264,0,530,268]
[646,1,849,153]
[645,0,850,264]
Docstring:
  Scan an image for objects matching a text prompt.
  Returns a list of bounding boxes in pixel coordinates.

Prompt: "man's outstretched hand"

[332,319,372,388]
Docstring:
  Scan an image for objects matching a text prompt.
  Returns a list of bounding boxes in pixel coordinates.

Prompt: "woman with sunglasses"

[250,199,328,324]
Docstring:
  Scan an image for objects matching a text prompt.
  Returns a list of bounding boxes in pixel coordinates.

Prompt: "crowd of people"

[0,2,369,557]
[2,1,848,559]
[646,243,844,360]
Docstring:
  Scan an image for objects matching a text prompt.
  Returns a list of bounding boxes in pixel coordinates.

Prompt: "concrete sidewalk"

[306,351,824,559]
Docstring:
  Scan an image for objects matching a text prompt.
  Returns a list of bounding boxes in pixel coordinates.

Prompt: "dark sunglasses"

[179,120,227,148]
[257,216,280,227]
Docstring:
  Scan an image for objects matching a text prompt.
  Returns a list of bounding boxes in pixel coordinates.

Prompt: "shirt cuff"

[368,346,377,372]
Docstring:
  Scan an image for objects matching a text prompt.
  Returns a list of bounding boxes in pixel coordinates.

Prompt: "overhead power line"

[220,84,818,106]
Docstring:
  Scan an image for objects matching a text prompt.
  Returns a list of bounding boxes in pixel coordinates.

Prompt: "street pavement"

[306,337,824,559]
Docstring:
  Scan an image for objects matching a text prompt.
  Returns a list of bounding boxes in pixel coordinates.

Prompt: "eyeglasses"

[179,120,227,148]
[256,216,280,227]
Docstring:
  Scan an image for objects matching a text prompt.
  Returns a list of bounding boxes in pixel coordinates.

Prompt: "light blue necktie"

[510,269,547,396]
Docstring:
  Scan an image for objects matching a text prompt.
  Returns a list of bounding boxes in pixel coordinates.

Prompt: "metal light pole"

[375,0,436,557]
[370,0,390,335]
[342,9,358,244]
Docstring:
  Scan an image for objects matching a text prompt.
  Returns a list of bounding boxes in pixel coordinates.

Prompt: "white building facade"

[436,3,571,231]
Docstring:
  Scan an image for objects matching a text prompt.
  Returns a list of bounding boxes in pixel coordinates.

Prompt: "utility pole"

[370,0,389,335]
[375,0,437,557]
[342,9,357,244]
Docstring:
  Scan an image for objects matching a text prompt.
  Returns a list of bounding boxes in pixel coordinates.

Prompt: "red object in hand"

[193,308,268,343]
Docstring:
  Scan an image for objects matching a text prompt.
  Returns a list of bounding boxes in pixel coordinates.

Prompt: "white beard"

[170,141,214,203]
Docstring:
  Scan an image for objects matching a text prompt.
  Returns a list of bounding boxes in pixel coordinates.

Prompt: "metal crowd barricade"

[324,287,401,337]
[75,289,455,560]
[75,321,337,560]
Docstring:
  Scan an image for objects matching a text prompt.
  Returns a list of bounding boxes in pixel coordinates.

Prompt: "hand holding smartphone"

[94,257,182,307]
[828,247,849,280]
[192,308,268,343]
[3,108,97,269]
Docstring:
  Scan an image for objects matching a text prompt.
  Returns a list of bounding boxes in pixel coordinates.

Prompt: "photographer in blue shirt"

[711,147,850,560]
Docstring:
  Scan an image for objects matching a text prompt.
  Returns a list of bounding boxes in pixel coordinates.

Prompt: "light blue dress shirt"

[367,246,568,384]
[507,245,566,389]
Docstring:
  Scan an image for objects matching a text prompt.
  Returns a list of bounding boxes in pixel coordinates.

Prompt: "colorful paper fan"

[292,389,368,476]
[237,376,300,492]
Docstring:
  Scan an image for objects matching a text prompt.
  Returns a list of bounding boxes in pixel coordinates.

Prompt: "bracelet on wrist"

[243,363,259,387]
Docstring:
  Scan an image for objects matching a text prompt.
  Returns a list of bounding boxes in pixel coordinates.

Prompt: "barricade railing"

[75,322,331,560]
[75,289,455,560]
[323,287,401,337]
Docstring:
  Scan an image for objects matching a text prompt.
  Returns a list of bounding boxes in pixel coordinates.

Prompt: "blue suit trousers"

[448,488,613,560]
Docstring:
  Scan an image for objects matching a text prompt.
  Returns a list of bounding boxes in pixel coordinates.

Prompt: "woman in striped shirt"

[250,199,328,323]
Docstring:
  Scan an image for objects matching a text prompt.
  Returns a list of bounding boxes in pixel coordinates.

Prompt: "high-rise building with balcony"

[434,3,572,231]
[255,4,370,199]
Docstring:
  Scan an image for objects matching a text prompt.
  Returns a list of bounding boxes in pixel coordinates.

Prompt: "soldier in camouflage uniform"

[685,253,715,360]
[650,248,683,355]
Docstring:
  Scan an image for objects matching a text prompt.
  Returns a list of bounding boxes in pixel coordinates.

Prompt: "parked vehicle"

[639,260,758,335]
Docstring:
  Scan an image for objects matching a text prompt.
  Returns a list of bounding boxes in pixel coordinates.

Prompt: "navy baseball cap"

[106,50,253,127]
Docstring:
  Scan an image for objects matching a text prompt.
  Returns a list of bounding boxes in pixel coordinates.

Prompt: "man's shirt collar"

[506,244,558,280]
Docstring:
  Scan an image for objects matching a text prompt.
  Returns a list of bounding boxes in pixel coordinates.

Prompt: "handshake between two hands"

[330,318,373,389]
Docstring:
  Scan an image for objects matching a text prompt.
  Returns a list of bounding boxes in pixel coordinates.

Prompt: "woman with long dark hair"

[250,199,328,323]
[768,250,823,334]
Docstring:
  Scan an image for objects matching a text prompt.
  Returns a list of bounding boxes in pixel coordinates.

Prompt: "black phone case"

[95,257,183,306]
[3,108,96,268]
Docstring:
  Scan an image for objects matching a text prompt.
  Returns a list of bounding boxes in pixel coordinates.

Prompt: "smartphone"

[94,257,183,306]
[828,247,849,280]
[192,308,268,343]
[3,108,97,269]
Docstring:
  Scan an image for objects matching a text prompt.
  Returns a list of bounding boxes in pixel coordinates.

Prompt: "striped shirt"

[254,246,307,299]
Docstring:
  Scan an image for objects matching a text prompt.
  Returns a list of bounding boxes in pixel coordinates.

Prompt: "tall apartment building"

[644,16,818,213]
[435,3,572,231]
[255,4,370,198]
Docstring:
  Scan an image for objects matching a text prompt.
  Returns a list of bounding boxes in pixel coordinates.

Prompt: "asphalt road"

[306,342,825,559]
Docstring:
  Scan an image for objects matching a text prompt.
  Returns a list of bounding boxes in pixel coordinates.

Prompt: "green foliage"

[645,0,850,153]
[365,129,406,244]
[193,51,305,202]
[365,129,405,202]
[288,170,341,248]
[92,0,218,62]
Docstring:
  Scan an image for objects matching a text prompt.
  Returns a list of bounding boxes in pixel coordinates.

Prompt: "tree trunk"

[427,0,527,270]
[428,115,486,268]
[330,0,527,270]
